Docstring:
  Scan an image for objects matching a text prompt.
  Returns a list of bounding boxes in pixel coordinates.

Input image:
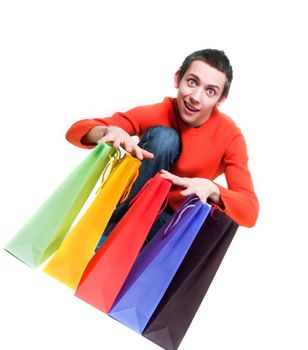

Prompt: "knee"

[140,126,180,155]
[137,126,180,173]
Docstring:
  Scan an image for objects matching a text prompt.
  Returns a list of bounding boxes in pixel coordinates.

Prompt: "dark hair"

[179,49,233,98]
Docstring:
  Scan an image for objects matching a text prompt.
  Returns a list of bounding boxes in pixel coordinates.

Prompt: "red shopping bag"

[75,173,171,313]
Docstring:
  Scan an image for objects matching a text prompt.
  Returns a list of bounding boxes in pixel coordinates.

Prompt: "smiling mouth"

[184,101,200,113]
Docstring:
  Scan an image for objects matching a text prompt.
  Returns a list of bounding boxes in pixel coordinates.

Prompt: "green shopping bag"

[4,143,117,268]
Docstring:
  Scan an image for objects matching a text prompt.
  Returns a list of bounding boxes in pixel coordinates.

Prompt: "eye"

[187,79,197,87]
[206,88,216,96]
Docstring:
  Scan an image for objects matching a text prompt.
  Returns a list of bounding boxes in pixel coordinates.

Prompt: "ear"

[217,95,227,107]
[174,70,181,88]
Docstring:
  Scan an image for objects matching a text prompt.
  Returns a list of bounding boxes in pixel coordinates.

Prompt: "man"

[66,49,259,246]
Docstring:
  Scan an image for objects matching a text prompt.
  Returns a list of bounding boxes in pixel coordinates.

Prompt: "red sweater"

[66,97,259,227]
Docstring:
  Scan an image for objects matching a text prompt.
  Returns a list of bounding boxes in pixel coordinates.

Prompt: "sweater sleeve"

[65,98,174,148]
[214,133,259,228]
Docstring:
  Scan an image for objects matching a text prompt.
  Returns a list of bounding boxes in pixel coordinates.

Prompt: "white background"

[1,0,307,349]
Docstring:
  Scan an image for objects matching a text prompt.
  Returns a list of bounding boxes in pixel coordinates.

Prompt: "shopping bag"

[143,210,238,350]
[75,173,171,313]
[4,143,116,268]
[109,196,211,333]
[44,153,141,289]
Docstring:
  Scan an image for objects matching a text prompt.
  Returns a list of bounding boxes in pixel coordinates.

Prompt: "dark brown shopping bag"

[142,209,238,350]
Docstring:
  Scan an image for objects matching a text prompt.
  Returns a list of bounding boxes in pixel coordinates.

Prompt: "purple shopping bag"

[109,196,211,333]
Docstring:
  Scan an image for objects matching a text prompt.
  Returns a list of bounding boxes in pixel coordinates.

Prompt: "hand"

[160,169,221,204]
[88,126,154,160]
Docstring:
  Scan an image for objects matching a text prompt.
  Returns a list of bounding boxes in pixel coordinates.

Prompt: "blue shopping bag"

[109,196,211,333]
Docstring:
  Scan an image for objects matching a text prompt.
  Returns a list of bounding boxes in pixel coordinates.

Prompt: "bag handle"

[157,195,169,217]
[128,174,170,222]
[95,148,121,195]
[128,177,155,207]
[163,196,199,238]
[210,206,219,221]
[118,169,140,204]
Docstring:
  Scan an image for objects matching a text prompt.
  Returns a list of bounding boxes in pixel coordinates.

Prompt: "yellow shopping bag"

[44,152,141,289]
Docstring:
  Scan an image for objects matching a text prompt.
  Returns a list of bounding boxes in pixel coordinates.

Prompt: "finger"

[160,172,179,182]
[198,196,208,204]
[98,134,115,144]
[113,135,123,148]
[141,149,154,159]
[160,170,183,181]
[159,170,174,180]
[180,188,196,196]
[161,173,188,187]
[159,169,176,177]
[132,145,144,160]
[195,191,209,203]
[123,139,133,153]
[160,169,170,175]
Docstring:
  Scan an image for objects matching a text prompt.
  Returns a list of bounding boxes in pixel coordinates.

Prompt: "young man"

[66,49,259,246]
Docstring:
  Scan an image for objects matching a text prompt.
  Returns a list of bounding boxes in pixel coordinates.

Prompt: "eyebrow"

[188,73,221,91]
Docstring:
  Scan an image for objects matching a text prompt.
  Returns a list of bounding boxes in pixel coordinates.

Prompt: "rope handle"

[118,169,140,204]
[210,206,219,221]
[128,174,170,222]
[128,177,155,207]
[163,196,199,238]
[95,148,121,195]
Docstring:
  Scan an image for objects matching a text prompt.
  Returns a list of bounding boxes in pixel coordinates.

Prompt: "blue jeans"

[96,126,180,249]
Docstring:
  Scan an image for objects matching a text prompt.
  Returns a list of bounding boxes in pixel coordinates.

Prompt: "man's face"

[175,60,227,127]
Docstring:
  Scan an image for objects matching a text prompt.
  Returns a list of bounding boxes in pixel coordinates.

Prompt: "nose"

[190,88,202,104]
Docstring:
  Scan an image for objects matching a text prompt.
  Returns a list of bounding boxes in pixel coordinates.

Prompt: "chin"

[180,115,197,127]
